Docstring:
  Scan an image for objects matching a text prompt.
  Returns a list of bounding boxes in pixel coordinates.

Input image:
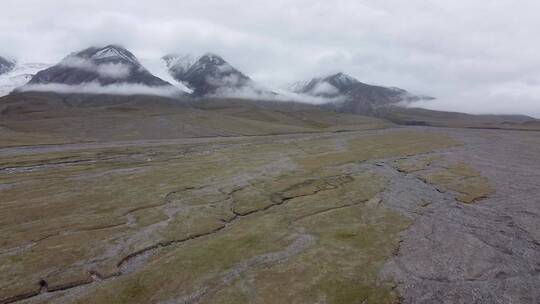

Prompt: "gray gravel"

[374,127,540,304]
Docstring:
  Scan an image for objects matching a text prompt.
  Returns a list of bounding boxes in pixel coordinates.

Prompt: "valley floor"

[0,126,539,304]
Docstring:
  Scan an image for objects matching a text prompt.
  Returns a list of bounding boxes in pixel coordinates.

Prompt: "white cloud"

[96,63,131,79]
[413,81,540,118]
[209,81,346,105]
[59,56,131,79]
[310,82,339,96]
[18,82,183,97]
[59,56,95,70]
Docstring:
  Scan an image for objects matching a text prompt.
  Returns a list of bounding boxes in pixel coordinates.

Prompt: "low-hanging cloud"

[206,73,245,88]
[310,82,339,96]
[59,56,131,79]
[209,80,346,105]
[18,82,183,97]
[411,83,540,118]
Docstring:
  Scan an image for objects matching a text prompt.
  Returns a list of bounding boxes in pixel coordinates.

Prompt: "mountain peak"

[199,53,226,65]
[322,72,359,93]
[74,45,140,66]
[26,45,166,87]
[165,52,252,97]
[325,72,358,84]
[18,45,181,97]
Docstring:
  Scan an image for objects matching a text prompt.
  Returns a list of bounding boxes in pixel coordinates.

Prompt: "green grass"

[0,129,456,303]
[394,157,494,204]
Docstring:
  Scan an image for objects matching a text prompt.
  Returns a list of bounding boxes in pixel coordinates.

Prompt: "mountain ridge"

[5,46,435,114]
[293,72,434,114]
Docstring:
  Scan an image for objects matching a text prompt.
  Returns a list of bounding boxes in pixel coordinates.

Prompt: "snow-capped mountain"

[18,45,182,97]
[0,62,51,97]
[0,56,16,75]
[292,72,434,114]
[163,53,260,97]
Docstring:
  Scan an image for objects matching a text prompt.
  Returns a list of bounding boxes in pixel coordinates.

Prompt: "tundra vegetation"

[0,127,463,304]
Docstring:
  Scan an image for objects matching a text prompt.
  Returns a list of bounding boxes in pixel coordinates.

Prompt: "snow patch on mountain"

[91,47,138,63]
[162,54,196,80]
[0,62,51,97]
[140,57,193,93]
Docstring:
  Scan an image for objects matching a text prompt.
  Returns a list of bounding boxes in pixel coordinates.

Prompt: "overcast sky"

[2,0,540,117]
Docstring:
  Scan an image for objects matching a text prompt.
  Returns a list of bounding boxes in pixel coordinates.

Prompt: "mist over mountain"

[5,46,436,114]
[292,72,434,114]
[17,45,182,97]
[164,53,273,98]
[0,62,51,97]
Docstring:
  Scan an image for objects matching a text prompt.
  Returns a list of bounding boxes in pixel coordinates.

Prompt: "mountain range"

[2,44,430,115]
[0,45,423,107]
[1,44,538,145]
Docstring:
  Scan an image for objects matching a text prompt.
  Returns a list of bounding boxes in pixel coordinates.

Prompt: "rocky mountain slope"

[16,45,182,97]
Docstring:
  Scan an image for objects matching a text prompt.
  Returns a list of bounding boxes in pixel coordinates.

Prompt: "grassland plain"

[0,127,459,304]
[0,97,389,148]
